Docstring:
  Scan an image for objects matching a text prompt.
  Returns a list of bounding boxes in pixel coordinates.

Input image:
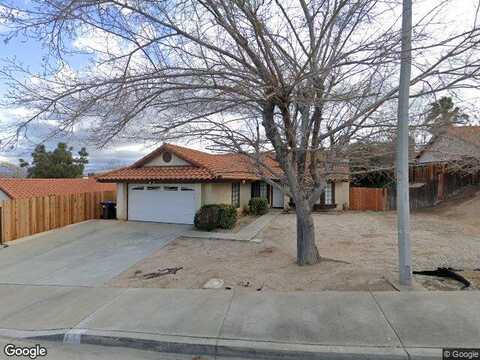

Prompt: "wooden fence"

[387,172,480,210]
[386,181,438,210]
[0,191,116,243]
[351,170,480,212]
[349,187,387,211]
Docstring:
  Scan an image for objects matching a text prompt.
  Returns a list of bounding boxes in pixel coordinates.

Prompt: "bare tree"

[1,0,480,265]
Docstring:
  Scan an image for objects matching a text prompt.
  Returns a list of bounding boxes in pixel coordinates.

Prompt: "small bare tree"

[1,0,480,264]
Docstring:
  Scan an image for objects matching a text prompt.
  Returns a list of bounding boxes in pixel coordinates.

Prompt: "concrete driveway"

[0,220,188,286]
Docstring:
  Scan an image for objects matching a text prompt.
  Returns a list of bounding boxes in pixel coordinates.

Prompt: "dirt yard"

[108,190,480,291]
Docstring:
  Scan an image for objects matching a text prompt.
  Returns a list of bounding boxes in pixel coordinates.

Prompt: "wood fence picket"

[0,190,116,243]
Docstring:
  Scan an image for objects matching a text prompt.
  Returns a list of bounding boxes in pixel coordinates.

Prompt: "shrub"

[217,204,237,229]
[194,204,221,231]
[249,197,269,215]
[194,204,237,231]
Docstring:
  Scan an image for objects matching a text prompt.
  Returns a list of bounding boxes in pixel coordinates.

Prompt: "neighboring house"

[349,138,416,188]
[417,125,480,166]
[413,125,480,202]
[344,126,480,210]
[97,143,350,224]
[0,178,116,201]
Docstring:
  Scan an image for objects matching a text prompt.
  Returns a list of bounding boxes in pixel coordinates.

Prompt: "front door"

[272,186,284,208]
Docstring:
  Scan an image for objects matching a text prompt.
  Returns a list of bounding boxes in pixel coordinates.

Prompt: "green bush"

[249,197,269,215]
[218,204,237,229]
[194,204,221,231]
[194,204,237,231]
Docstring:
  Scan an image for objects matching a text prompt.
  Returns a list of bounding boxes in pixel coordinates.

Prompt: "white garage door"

[128,184,197,224]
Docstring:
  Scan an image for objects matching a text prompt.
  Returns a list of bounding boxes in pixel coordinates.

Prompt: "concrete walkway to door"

[182,212,278,241]
[0,220,188,286]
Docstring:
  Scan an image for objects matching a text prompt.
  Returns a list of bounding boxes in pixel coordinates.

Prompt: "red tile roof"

[99,143,282,182]
[97,166,214,182]
[0,178,116,200]
[98,143,348,183]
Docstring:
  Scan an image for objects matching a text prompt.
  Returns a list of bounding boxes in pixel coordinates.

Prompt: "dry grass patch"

[108,191,480,291]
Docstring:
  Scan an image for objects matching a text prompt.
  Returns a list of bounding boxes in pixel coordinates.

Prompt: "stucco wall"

[201,182,252,211]
[116,183,128,220]
[201,182,252,208]
[201,183,232,206]
[335,181,350,210]
[190,183,203,211]
[144,153,189,166]
[115,180,347,220]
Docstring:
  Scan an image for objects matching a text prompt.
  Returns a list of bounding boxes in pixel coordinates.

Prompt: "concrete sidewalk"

[0,284,478,360]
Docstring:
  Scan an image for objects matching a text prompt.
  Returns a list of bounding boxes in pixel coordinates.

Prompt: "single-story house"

[0,178,116,201]
[97,143,350,224]
[413,125,480,201]
[416,125,480,166]
[349,137,416,188]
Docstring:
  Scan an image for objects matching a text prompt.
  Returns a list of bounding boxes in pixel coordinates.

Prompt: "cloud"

[0,154,10,162]
[0,136,149,173]
[73,26,126,55]
[83,144,149,173]
[0,105,150,172]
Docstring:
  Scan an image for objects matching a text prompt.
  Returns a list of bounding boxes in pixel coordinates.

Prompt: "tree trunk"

[296,202,320,265]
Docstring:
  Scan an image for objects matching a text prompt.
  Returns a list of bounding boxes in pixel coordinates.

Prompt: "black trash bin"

[100,201,117,219]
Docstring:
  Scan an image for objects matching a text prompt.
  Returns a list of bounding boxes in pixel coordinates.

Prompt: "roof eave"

[0,187,14,200]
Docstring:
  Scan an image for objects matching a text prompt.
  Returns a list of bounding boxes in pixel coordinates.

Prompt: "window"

[181,186,195,191]
[131,186,144,191]
[146,186,161,191]
[164,186,178,191]
[162,151,172,163]
[232,183,240,208]
[259,182,268,198]
[324,183,333,205]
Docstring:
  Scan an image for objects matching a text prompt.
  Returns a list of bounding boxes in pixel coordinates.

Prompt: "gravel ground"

[108,191,480,291]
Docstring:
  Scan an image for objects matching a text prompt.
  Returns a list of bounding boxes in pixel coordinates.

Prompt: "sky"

[0,0,478,173]
[0,1,154,172]
[0,33,151,172]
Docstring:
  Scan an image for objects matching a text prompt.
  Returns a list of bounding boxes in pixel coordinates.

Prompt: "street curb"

[0,329,66,341]
[0,328,444,360]
[215,339,408,360]
[0,327,444,360]
[405,347,443,360]
[20,329,412,360]
[81,334,217,356]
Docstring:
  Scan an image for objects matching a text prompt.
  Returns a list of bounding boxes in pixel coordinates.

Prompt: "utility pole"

[396,0,413,286]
